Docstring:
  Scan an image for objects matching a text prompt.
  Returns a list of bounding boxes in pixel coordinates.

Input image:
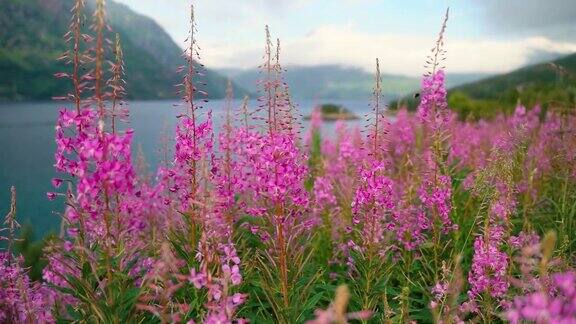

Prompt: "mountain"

[447,53,576,119]
[445,73,492,88]
[0,0,244,101]
[220,65,417,100]
[452,53,576,101]
[219,65,489,100]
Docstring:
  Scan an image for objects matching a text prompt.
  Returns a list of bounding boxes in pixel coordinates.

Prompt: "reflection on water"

[0,99,376,237]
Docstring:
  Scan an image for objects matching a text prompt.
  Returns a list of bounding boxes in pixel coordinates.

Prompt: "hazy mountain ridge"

[390,52,576,119]
[219,65,489,100]
[0,0,245,101]
[452,52,576,100]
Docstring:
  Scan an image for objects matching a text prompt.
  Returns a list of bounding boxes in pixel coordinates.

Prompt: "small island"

[304,103,360,121]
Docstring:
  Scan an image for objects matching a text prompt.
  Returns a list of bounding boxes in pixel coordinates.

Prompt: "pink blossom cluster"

[417,165,455,234]
[0,253,54,323]
[466,178,516,308]
[417,70,448,128]
[51,108,136,228]
[351,160,395,252]
[167,112,214,211]
[387,109,416,158]
[467,226,510,300]
[313,177,338,208]
[390,204,428,251]
[507,272,576,323]
[234,131,309,209]
[189,202,245,319]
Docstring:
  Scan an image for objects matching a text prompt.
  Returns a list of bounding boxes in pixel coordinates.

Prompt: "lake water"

[0,99,374,238]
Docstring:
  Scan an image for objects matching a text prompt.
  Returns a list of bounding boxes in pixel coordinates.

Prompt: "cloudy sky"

[115,0,576,76]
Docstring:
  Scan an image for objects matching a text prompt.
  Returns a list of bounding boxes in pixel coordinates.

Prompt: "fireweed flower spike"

[50,0,137,243]
[156,4,245,322]
[43,1,164,321]
[166,4,214,217]
[413,9,456,277]
[259,25,275,134]
[52,105,136,240]
[91,0,108,120]
[418,7,449,121]
[107,33,128,133]
[1,188,54,323]
[350,58,395,256]
[366,58,389,159]
[272,38,300,137]
[465,135,518,316]
[53,0,88,112]
[228,28,315,319]
[1,187,19,254]
[213,80,239,225]
[0,253,55,323]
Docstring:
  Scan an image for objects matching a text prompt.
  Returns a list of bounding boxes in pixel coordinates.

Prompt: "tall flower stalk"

[107,33,127,133]
[1,188,54,323]
[167,4,213,237]
[414,9,455,285]
[92,0,107,119]
[54,0,88,113]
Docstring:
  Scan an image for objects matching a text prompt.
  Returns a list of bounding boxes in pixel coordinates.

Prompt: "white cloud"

[202,24,576,76]
[115,1,576,76]
[114,0,308,47]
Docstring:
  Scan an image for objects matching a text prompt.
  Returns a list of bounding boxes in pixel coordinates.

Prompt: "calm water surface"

[0,99,375,238]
